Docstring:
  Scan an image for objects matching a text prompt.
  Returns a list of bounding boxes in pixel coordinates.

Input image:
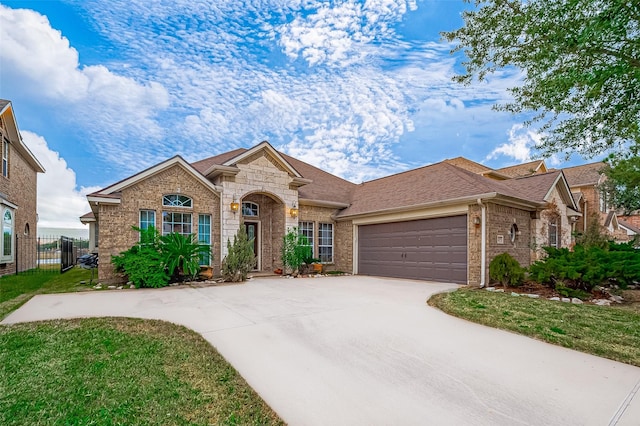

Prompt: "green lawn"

[0,318,283,425]
[0,270,284,425]
[429,288,640,367]
[0,267,93,319]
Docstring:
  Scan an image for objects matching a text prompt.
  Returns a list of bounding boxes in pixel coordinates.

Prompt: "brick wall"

[241,193,285,272]
[97,164,220,283]
[298,204,352,273]
[486,202,532,276]
[0,136,38,275]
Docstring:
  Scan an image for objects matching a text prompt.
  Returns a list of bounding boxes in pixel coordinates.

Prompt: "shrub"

[222,226,255,282]
[161,232,210,281]
[489,253,525,288]
[555,283,592,300]
[112,227,170,288]
[281,229,312,275]
[529,243,640,291]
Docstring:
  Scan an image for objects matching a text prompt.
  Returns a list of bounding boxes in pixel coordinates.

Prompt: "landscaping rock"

[116,286,123,290]
[593,299,611,306]
[127,281,133,286]
[609,295,624,303]
[526,294,540,299]
[108,285,116,289]
[494,289,504,293]
[561,297,571,303]
[511,292,520,297]
[549,297,560,301]
[93,284,102,289]
[129,284,135,289]
[80,280,86,285]
[571,298,583,304]
[485,287,496,292]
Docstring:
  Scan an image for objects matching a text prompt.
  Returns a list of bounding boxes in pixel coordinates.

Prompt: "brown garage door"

[358,215,467,284]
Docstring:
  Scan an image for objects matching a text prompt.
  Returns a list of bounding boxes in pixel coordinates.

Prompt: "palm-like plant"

[160,232,211,280]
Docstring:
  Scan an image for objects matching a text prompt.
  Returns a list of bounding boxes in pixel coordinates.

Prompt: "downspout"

[477,199,487,288]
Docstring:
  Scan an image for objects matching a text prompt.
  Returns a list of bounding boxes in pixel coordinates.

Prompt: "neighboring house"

[619,220,640,240]
[0,100,45,276]
[83,141,580,286]
[562,162,630,241]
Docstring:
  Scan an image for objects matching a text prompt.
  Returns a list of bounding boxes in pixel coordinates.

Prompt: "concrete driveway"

[3,275,639,425]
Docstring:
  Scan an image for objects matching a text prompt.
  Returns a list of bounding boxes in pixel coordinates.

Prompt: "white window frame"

[162,211,192,236]
[162,194,192,208]
[139,210,156,231]
[2,136,8,178]
[1,207,14,263]
[299,221,314,257]
[198,214,211,266]
[242,202,259,217]
[318,222,334,263]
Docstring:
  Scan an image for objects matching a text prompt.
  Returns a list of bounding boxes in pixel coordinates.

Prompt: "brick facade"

[0,112,40,276]
[97,164,220,283]
[299,204,353,273]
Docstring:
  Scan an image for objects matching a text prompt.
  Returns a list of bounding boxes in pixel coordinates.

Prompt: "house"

[83,141,584,286]
[562,162,631,241]
[0,100,45,275]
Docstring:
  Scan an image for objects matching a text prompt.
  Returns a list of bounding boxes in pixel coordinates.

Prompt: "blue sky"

[0,0,602,229]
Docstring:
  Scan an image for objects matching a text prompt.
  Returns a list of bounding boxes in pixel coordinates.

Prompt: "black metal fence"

[15,235,90,275]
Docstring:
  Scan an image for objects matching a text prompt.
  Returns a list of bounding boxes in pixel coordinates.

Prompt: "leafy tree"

[222,226,256,282]
[443,0,640,158]
[602,153,640,214]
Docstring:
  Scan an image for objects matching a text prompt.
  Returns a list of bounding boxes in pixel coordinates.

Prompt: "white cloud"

[21,131,100,229]
[486,124,563,166]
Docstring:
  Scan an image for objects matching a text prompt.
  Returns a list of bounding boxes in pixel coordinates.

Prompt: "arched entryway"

[240,192,286,272]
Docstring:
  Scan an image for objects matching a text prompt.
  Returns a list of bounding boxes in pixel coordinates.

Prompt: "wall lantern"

[290,201,299,218]
[230,196,240,214]
[473,216,481,226]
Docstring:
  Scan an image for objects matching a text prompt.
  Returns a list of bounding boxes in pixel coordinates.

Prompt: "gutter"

[477,198,487,288]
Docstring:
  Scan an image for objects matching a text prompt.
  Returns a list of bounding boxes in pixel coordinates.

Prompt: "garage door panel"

[358,215,467,284]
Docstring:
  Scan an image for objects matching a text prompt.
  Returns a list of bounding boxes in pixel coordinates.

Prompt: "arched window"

[242,202,259,217]
[24,223,30,236]
[2,208,13,261]
[509,223,519,243]
[162,194,192,208]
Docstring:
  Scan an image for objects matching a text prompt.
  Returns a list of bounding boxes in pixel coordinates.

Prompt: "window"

[318,223,333,263]
[509,224,519,243]
[162,212,192,236]
[1,208,13,262]
[198,214,211,266]
[299,221,314,256]
[2,137,8,178]
[242,202,259,217]
[24,223,30,236]
[139,210,156,230]
[162,194,192,208]
[548,218,559,248]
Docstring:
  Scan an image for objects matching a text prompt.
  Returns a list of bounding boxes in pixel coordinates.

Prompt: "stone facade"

[0,120,40,276]
[240,193,285,272]
[97,164,220,283]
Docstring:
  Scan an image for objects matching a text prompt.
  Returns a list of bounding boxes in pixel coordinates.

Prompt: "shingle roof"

[501,171,563,203]
[496,160,546,178]
[337,162,537,218]
[562,162,607,187]
[0,99,9,110]
[619,219,640,235]
[443,157,492,174]
[191,148,357,205]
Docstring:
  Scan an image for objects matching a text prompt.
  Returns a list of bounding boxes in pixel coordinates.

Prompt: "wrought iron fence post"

[15,233,18,275]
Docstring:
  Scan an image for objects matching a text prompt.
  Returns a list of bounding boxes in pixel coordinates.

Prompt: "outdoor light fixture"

[230,196,239,214]
[473,216,481,225]
[290,201,299,218]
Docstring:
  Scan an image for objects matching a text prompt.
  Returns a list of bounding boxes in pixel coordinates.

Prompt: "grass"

[0,267,94,319]
[429,288,640,367]
[0,317,283,425]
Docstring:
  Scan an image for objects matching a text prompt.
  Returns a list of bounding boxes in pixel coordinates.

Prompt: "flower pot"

[312,263,323,273]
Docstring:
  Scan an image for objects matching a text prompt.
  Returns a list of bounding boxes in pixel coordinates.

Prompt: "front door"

[244,222,259,270]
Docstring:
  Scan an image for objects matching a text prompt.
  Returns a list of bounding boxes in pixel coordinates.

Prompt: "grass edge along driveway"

[429,288,640,367]
[0,317,283,426]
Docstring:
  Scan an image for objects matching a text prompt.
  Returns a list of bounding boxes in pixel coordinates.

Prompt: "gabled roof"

[496,160,547,178]
[192,143,356,206]
[88,156,221,202]
[619,219,640,235]
[603,210,619,229]
[0,99,45,173]
[337,162,543,218]
[443,157,510,180]
[503,170,579,212]
[563,162,608,187]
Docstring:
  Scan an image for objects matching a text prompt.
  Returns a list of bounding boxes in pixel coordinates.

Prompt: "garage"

[357,215,468,284]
